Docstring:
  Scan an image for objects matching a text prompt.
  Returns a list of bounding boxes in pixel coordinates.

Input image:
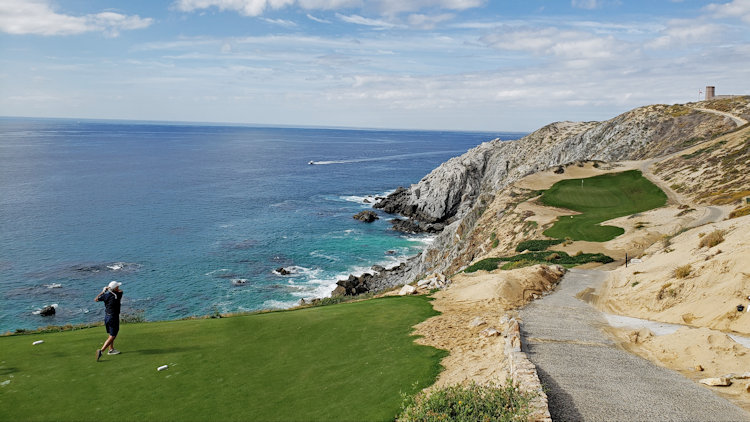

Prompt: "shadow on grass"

[0,366,18,376]
[128,347,192,355]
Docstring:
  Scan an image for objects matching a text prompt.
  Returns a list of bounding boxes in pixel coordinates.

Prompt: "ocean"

[0,117,522,333]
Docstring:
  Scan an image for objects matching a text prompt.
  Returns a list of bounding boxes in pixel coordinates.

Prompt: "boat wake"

[309,150,465,165]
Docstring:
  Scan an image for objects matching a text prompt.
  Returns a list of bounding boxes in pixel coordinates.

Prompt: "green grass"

[541,170,667,241]
[0,296,446,422]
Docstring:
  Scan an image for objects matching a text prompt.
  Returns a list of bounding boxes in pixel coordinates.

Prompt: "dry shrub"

[674,264,691,279]
[699,230,725,248]
[729,206,750,219]
[657,282,678,300]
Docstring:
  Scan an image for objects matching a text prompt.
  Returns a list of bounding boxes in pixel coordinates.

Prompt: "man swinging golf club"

[95,281,123,361]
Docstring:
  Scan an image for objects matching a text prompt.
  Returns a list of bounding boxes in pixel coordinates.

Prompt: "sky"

[0,0,749,131]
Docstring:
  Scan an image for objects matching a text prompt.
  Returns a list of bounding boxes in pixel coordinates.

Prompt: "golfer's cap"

[108,281,122,289]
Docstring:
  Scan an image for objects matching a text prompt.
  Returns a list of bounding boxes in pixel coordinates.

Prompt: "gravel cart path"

[519,268,750,421]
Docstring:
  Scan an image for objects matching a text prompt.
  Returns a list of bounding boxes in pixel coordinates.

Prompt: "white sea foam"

[341,195,373,204]
[31,304,58,315]
[204,268,231,276]
[339,189,395,205]
[45,283,62,289]
[404,235,436,245]
[104,262,141,272]
[272,266,322,278]
[263,299,300,310]
[310,251,340,262]
[290,278,338,300]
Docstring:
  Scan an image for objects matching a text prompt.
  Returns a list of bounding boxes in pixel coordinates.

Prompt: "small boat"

[308,161,315,165]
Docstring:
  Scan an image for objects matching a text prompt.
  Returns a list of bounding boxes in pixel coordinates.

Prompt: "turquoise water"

[0,118,522,332]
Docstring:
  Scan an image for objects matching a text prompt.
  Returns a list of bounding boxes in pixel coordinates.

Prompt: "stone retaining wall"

[503,315,551,422]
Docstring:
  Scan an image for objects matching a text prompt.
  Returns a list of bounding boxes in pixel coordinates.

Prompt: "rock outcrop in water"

[353,210,378,223]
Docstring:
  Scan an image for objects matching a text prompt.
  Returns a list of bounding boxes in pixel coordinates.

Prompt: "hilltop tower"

[705,86,715,100]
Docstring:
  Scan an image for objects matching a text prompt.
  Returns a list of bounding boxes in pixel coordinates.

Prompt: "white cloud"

[705,0,750,23]
[306,13,331,23]
[480,26,627,62]
[173,0,484,16]
[407,13,454,29]
[571,0,601,10]
[336,13,399,28]
[261,17,297,26]
[646,20,721,49]
[173,0,294,16]
[0,0,152,36]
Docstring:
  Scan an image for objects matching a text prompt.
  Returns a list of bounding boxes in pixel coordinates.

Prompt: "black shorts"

[104,315,120,337]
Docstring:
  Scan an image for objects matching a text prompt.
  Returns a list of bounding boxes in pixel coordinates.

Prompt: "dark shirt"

[98,291,123,317]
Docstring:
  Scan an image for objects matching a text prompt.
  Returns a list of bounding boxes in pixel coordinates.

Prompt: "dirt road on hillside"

[693,107,749,126]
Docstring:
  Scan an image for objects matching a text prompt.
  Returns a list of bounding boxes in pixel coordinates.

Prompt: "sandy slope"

[609,326,750,411]
[413,265,564,388]
[598,215,750,335]
[409,142,750,408]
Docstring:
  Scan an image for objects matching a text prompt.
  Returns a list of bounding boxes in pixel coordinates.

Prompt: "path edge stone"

[503,315,552,422]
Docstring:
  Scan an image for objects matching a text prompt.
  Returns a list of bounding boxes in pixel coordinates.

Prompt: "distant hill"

[372,96,749,281]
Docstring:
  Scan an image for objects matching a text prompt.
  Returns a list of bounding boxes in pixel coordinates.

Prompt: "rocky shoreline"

[326,100,741,299]
[331,258,419,297]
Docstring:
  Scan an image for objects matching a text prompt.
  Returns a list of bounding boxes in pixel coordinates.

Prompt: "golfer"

[95,281,123,361]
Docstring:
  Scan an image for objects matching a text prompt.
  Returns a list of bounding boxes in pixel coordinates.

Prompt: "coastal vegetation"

[398,381,532,422]
[463,251,613,273]
[698,229,725,248]
[541,170,667,241]
[0,296,446,422]
[515,238,564,252]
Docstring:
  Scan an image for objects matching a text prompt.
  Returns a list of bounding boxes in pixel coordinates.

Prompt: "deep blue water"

[0,118,522,332]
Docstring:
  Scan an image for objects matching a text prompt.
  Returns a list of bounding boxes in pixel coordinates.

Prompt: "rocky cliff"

[372,99,746,284]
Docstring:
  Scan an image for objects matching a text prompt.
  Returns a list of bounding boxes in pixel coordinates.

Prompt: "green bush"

[464,258,502,273]
[120,310,146,324]
[545,253,561,261]
[500,259,537,270]
[501,251,613,267]
[464,250,613,273]
[515,238,564,252]
[398,381,532,422]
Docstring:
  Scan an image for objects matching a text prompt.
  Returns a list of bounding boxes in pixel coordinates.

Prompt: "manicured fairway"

[541,170,667,241]
[0,296,446,422]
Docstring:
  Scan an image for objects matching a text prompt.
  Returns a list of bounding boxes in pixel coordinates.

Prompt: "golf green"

[0,296,446,421]
[541,170,667,241]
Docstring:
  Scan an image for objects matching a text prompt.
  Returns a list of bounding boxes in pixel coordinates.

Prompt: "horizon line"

[0,115,530,135]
